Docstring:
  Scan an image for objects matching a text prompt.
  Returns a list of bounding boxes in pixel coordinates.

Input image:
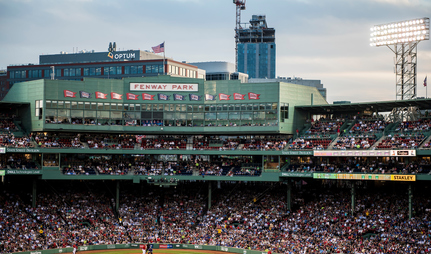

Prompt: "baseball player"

[147,244,153,254]
[73,244,77,254]
[142,245,146,254]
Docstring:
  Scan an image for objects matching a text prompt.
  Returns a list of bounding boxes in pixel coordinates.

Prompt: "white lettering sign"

[114,53,136,60]
[130,83,198,92]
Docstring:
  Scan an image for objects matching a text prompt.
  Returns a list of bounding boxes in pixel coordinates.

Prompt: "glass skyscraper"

[237,15,276,79]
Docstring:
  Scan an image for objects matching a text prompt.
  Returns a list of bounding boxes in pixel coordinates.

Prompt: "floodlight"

[370,18,429,47]
[370,18,430,121]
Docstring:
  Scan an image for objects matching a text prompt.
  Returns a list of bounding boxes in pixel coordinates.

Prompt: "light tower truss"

[370,18,430,100]
[370,18,430,121]
[392,42,418,101]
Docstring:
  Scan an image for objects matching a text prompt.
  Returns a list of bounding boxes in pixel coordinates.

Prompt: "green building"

[3,75,327,135]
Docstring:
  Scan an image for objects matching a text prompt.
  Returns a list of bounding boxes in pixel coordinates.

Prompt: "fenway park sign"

[130,83,198,92]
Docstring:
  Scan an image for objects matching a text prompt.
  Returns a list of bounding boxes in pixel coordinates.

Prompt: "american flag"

[189,94,201,101]
[64,90,76,98]
[233,93,245,100]
[95,91,107,99]
[248,92,260,100]
[152,42,164,53]
[126,93,139,100]
[424,76,427,87]
[111,92,123,100]
[173,94,185,101]
[158,93,170,100]
[79,91,91,99]
[219,93,230,101]
[205,94,215,101]
[142,93,155,100]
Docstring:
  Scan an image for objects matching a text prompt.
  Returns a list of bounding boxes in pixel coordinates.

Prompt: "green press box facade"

[3,75,327,134]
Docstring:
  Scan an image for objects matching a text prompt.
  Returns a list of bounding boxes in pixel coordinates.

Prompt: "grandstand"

[1,76,431,253]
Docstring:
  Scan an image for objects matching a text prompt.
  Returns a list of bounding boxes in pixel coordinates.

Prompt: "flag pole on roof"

[151,42,165,75]
[424,76,427,98]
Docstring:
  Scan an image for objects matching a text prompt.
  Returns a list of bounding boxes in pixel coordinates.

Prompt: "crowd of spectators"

[395,119,431,132]
[333,135,377,150]
[0,134,33,148]
[34,133,82,148]
[140,136,187,150]
[288,136,332,150]
[1,181,430,253]
[376,133,426,150]
[0,155,38,170]
[0,184,129,253]
[60,155,261,177]
[62,157,133,175]
[348,119,388,134]
[305,119,344,134]
[0,115,18,133]
[286,159,430,174]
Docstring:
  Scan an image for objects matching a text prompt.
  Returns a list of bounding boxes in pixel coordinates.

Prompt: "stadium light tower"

[370,18,430,101]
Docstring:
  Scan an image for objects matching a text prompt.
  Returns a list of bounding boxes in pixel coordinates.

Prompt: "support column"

[32,179,37,208]
[408,184,412,220]
[58,153,61,169]
[351,182,355,216]
[116,181,120,213]
[278,155,281,171]
[286,180,291,211]
[208,182,212,210]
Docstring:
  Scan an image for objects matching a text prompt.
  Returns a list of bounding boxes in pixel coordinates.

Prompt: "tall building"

[237,15,276,79]
[4,44,204,100]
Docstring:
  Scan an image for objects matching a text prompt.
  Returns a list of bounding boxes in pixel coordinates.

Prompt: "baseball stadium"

[0,70,431,254]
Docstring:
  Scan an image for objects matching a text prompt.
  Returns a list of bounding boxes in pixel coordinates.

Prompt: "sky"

[0,0,430,103]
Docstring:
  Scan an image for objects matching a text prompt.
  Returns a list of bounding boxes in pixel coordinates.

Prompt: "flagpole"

[163,41,166,75]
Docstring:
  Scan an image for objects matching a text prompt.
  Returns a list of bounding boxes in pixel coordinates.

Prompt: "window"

[83,68,89,76]
[44,69,51,78]
[109,66,116,75]
[35,100,43,119]
[124,66,130,74]
[280,103,289,121]
[131,66,137,74]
